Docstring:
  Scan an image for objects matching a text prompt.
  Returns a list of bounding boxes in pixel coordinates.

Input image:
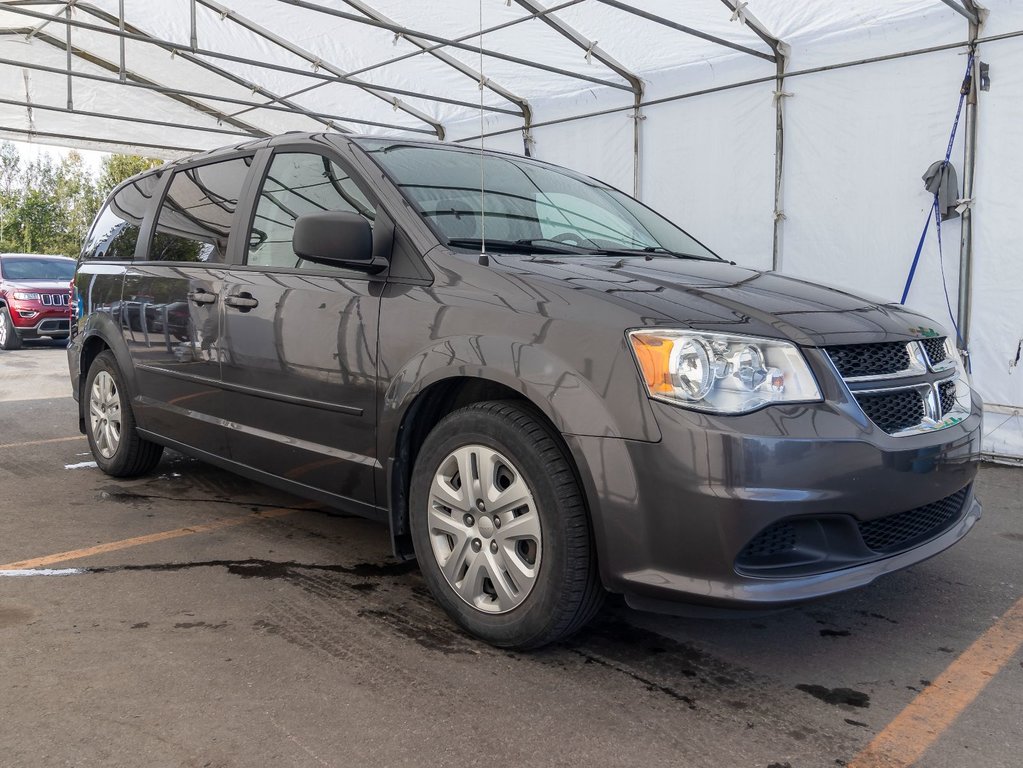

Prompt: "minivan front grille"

[858,487,969,553]
[824,337,966,436]
[855,389,926,433]
[920,337,948,366]
[826,342,911,378]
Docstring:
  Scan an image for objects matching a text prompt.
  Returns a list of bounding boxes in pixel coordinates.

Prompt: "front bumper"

[567,390,982,611]
[10,305,71,338]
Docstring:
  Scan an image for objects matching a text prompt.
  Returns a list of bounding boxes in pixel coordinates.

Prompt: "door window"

[247,152,375,270]
[149,156,252,263]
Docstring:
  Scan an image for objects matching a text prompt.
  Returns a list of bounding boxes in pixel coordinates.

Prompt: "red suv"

[0,253,75,350]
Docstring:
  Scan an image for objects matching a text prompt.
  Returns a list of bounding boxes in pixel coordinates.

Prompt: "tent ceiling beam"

[0,94,253,138]
[77,3,342,134]
[0,50,439,136]
[226,0,588,150]
[337,0,532,134]
[1,3,523,129]
[510,0,643,194]
[718,0,786,58]
[11,27,271,137]
[341,0,587,81]
[595,0,775,63]
[194,0,445,139]
[940,0,981,25]
[274,0,633,92]
[5,3,341,134]
[0,122,204,153]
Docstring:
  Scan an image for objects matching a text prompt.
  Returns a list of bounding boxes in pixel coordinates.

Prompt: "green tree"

[0,141,160,256]
[98,154,163,196]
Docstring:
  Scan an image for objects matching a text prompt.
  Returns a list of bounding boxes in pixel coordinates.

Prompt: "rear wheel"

[85,351,163,477]
[0,307,22,350]
[410,400,604,649]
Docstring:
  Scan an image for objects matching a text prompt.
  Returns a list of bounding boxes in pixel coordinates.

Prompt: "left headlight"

[13,291,40,301]
[627,329,822,414]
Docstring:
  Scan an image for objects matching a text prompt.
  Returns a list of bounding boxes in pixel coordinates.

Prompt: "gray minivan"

[69,133,981,648]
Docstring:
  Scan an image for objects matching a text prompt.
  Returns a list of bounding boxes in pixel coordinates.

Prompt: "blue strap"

[899,53,973,331]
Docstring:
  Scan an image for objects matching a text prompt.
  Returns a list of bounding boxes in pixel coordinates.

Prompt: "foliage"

[0,141,162,258]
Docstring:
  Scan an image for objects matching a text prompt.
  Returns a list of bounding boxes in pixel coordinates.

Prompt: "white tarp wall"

[0,0,1019,458]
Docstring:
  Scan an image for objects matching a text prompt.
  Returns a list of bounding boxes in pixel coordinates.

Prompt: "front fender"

[379,334,660,451]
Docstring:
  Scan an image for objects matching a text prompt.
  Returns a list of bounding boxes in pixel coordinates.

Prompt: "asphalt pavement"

[0,340,1020,768]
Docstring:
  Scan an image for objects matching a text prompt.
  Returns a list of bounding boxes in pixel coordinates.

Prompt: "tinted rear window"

[81,173,161,261]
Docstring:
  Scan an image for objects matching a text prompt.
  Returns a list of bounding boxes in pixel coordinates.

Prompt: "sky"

[6,137,109,175]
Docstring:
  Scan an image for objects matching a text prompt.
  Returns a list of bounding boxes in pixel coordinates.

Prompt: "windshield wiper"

[589,246,724,262]
[446,238,584,255]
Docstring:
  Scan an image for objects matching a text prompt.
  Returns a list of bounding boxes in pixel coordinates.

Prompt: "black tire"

[84,350,163,477]
[0,307,22,350]
[410,400,604,649]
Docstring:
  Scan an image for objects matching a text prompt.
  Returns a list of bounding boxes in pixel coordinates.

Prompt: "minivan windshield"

[1,257,75,280]
[357,140,719,260]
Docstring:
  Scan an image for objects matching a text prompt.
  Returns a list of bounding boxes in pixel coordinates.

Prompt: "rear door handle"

[224,293,259,311]
[187,289,218,305]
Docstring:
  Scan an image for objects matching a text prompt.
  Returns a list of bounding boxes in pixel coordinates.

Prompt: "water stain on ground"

[796,684,870,708]
[820,629,852,638]
[174,621,228,630]
[999,532,1023,542]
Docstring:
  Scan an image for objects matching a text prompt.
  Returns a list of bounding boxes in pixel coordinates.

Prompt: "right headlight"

[627,329,822,414]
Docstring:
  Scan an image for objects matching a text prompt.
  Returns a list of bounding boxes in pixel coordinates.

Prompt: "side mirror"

[292,211,386,273]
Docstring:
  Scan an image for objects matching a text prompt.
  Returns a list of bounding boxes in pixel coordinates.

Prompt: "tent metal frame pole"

[117,0,125,81]
[195,0,445,139]
[2,4,524,124]
[337,0,533,151]
[0,123,204,154]
[957,0,983,355]
[19,29,271,136]
[64,2,72,109]
[226,0,586,141]
[9,4,342,134]
[0,49,438,136]
[940,0,980,25]
[0,96,253,138]
[455,36,987,145]
[719,1,787,270]
[511,0,644,195]
[274,0,632,93]
[594,0,775,62]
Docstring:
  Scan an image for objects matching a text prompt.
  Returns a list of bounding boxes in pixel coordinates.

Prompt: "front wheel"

[0,307,22,350]
[84,351,163,477]
[410,401,604,649]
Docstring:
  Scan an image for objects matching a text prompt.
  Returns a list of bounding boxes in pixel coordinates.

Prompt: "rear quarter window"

[81,173,162,261]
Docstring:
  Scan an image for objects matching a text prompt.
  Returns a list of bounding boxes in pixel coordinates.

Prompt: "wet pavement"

[1,342,1021,767]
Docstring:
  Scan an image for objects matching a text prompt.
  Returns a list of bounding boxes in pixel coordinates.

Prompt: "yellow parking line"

[0,507,305,570]
[848,595,1023,768]
[0,435,86,449]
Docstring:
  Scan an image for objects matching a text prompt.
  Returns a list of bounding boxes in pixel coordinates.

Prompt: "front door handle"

[187,289,218,305]
[224,293,259,311]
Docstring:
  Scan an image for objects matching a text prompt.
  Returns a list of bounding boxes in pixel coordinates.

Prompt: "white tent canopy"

[1,0,1020,460]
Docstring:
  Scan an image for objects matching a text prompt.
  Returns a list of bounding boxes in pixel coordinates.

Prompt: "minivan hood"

[495,255,943,347]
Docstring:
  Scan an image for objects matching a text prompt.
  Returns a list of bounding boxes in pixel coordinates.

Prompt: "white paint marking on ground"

[64,461,98,470]
[0,568,85,577]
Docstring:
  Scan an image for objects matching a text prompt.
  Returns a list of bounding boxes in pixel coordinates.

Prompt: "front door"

[219,149,382,514]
